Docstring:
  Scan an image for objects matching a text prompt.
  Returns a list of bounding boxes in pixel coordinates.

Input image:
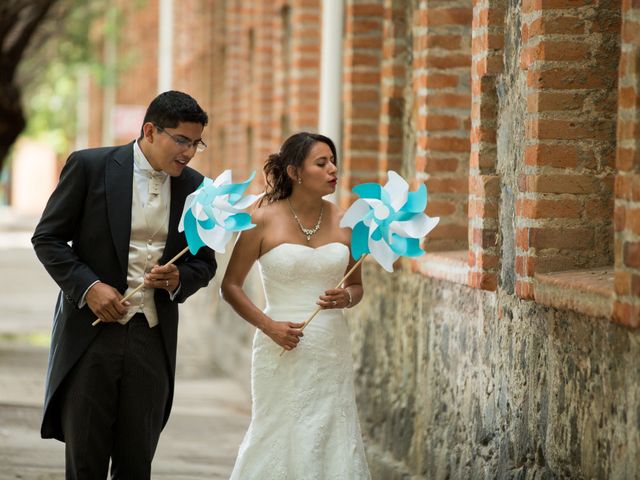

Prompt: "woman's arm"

[220,210,304,350]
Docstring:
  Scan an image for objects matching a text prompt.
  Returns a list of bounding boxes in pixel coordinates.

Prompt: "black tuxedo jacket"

[32,142,217,440]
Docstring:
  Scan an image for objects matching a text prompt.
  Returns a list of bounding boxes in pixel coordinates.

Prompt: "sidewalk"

[0,208,250,479]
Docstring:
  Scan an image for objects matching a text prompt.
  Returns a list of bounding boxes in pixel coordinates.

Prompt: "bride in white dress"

[221,132,371,479]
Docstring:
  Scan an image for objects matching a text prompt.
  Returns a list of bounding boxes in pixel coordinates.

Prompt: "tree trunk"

[0,82,26,172]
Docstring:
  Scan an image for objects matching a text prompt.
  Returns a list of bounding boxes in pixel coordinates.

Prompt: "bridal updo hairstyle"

[262,132,337,205]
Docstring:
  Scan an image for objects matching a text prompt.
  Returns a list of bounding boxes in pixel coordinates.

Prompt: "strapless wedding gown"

[229,242,371,480]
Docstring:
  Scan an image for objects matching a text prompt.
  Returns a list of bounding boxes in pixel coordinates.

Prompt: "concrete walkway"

[0,208,250,479]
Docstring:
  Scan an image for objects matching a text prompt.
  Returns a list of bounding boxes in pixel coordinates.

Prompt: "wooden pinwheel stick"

[279,254,367,356]
[91,246,190,326]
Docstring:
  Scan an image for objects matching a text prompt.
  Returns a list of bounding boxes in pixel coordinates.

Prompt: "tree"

[0,0,112,171]
[0,0,60,171]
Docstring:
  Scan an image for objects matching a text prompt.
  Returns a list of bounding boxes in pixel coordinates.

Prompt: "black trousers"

[59,314,170,480]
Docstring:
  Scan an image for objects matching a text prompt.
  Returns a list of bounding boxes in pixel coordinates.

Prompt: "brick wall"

[341,0,384,203]
[416,0,472,252]
[468,0,503,290]
[614,0,640,327]
[517,0,620,299]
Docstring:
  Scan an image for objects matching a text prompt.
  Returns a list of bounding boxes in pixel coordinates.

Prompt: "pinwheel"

[280,170,439,353]
[340,170,439,271]
[179,170,263,254]
[93,170,262,326]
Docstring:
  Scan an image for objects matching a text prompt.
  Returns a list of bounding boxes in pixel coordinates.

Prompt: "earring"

[297,177,302,184]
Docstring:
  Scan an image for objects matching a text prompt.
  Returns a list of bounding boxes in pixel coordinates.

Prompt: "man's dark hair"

[139,90,208,138]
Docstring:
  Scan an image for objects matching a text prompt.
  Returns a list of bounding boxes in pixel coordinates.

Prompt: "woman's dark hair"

[262,132,337,204]
[139,90,208,138]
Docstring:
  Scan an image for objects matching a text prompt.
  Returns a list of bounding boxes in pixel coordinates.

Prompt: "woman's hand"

[263,319,305,350]
[317,288,351,309]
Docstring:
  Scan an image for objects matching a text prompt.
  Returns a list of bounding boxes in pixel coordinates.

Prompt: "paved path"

[0,208,250,479]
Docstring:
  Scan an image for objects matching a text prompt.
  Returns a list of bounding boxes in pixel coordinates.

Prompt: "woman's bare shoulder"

[252,200,287,225]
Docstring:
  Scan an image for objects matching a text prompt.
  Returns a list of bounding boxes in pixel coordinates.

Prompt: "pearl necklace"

[287,198,323,241]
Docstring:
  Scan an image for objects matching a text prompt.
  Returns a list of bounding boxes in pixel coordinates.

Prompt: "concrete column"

[318,0,344,155]
[158,0,174,93]
[101,7,117,146]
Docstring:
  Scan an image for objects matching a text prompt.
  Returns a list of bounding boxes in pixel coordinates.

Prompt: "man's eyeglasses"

[155,126,207,153]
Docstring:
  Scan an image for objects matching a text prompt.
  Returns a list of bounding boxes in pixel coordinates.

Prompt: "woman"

[221,132,371,479]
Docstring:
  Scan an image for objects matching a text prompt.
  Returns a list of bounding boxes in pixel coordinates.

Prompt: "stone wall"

[350,263,640,479]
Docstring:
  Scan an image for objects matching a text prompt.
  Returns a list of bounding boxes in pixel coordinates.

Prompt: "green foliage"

[20,0,144,154]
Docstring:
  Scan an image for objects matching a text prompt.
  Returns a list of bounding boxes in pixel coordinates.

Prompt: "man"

[32,90,217,479]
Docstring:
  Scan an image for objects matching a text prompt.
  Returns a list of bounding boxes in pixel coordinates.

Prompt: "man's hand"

[86,282,129,323]
[145,263,180,292]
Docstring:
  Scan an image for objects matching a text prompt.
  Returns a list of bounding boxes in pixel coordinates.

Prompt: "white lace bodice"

[258,242,350,316]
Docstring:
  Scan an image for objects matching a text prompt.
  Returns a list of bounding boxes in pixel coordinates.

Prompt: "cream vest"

[119,171,170,327]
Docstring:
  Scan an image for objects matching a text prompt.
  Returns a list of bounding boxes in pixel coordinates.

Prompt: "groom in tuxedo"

[32,90,217,479]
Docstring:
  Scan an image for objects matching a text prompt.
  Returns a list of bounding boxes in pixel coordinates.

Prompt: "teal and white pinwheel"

[179,170,263,254]
[339,171,439,272]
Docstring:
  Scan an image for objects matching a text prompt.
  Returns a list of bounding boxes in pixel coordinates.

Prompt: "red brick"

[516,198,582,218]
[524,144,579,168]
[530,227,594,249]
[527,91,586,112]
[426,200,457,216]
[471,228,498,249]
[470,149,497,169]
[585,198,613,220]
[468,198,498,218]
[427,177,469,193]
[527,68,612,90]
[622,20,640,44]
[527,40,591,62]
[424,8,473,27]
[424,136,470,153]
[469,175,500,197]
[527,119,615,141]
[516,228,530,249]
[473,7,505,29]
[423,73,461,89]
[619,86,640,110]
[617,147,640,172]
[424,157,460,173]
[472,33,504,55]
[423,114,462,131]
[526,16,585,37]
[424,34,463,50]
[469,272,498,291]
[626,208,640,236]
[427,223,469,241]
[615,271,631,296]
[612,301,640,328]
[519,174,600,194]
[426,93,471,109]
[515,280,534,300]
[348,4,385,16]
[425,54,472,69]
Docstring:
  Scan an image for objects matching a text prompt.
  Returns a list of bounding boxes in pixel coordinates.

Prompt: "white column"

[102,8,117,146]
[158,0,174,93]
[318,0,344,153]
[75,68,90,150]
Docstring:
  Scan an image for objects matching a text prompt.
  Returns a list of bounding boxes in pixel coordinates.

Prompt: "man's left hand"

[145,264,180,292]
